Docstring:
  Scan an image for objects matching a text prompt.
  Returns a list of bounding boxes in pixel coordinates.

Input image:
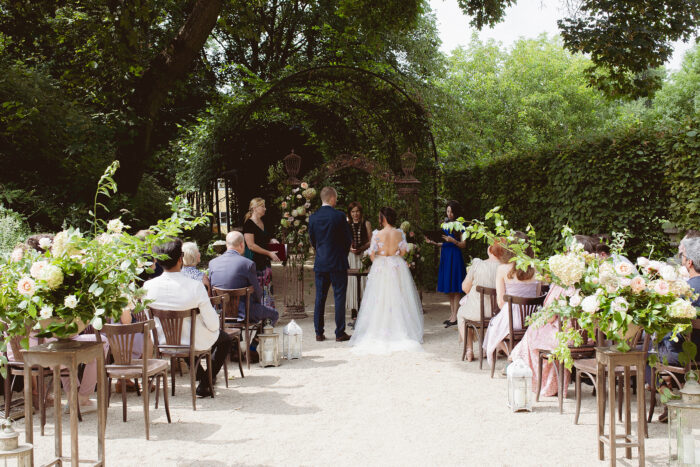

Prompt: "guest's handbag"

[268,243,287,262]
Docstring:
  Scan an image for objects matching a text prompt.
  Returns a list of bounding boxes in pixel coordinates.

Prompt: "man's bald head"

[226,231,245,254]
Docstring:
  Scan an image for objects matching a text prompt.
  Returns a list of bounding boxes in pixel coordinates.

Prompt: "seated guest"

[482,232,541,369]
[209,231,279,325]
[510,235,598,397]
[181,241,211,294]
[144,238,232,398]
[457,238,511,361]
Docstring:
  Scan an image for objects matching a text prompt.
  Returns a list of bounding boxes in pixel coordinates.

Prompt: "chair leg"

[236,338,245,378]
[135,378,141,397]
[223,352,229,389]
[490,349,497,379]
[647,368,657,423]
[477,328,484,370]
[190,355,197,411]
[461,329,468,361]
[39,371,45,436]
[155,375,160,410]
[143,375,150,440]
[245,329,251,370]
[162,370,171,423]
[574,370,582,424]
[4,372,11,420]
[107,377,112,407]
[171,358,176,397]
[557,362,564,414]
[536,353,544,402]
[121,378,128,422]
[206,353,214,399]
[617,374,623,422]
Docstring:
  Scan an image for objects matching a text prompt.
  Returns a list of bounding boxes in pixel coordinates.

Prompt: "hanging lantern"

[399,149,417,180]
[283,149,302,186]
[0,420,33,465]
[282,319,303,360]
[668,371,700,465]
[507,359,533,412]
[257,320,281,367]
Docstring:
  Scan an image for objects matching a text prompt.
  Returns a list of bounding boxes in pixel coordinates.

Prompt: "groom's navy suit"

[308,204,353,337]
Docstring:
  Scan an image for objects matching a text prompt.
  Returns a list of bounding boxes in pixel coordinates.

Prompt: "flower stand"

[596,346,646,467]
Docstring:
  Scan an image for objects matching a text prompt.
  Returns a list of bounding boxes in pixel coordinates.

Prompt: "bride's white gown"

[349,229,424,354]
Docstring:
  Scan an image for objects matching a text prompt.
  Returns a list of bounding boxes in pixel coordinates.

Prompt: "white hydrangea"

[581,295,600,313]
[548,254,585,287]
[40,265,64,290]
[668,299,697,319]
[106,219,124,234]
[51,231,80,257]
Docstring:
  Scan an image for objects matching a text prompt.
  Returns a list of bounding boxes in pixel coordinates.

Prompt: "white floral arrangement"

[278,181,318,265]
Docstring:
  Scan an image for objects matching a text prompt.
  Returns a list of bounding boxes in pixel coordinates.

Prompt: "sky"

[429,0,696,70]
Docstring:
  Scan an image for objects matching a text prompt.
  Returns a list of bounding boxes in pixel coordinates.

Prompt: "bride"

[349,206,424,354]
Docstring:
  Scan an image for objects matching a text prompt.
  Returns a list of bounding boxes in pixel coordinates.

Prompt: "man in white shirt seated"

[144,238,232,398]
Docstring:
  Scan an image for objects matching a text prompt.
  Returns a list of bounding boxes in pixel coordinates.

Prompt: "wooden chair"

[212,286,258,370]
[463,286,498,369]
[536,318,597,412]
[102,320,171,440]
[210,294,245,381]
[573,328,647,436]
[149,308,214,411]
[647,319,700,422]
[490,294,546,378]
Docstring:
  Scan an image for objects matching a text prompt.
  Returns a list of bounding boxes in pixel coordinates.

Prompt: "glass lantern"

[282,319,303,360]
[0,420,33,465]
[507,359,533,412]
[257,321,281,368]
[668,371,700,466]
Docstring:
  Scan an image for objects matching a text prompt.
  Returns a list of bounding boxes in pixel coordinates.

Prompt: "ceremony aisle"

[22,264,670,466]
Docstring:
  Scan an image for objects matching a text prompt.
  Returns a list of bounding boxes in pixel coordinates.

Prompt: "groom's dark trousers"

[308,204,352,338]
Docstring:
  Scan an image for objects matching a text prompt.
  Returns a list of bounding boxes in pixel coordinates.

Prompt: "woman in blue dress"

[427,200,466,327]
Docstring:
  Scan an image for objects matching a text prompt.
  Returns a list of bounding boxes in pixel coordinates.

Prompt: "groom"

[308,186,353,342]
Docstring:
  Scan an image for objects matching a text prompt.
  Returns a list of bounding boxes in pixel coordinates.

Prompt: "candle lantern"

[257,320,281,367]
[507,359,533,412]
[0,419,33,466]
[668,371,700,466]
[282,319,303,360]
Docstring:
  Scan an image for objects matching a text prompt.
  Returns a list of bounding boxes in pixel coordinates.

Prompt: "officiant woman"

[243,197,280,309]
[346,202,372,315]
[426,200,466,327]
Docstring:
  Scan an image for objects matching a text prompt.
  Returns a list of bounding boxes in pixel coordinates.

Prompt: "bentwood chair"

[149,308,213,411]
[103,320,171,439]
[490,294,546,378]
[212,286,258,369]
[463,286,498,369]
[210,294,245,381]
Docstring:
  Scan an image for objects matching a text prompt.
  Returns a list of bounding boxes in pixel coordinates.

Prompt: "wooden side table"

[596,347,645,467]
[347,269,369,324]
[22,340,106,467]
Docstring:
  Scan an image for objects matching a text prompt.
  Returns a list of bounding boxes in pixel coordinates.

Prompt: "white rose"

[679,266,690,280]
[40,265,64,289]
[636,257,649,268]
[612,296,629,313]
[17,277,36,296]
[39,306,53,320]
[654,280,670,295]
[615,262,635,276]
[64,295,78,309]
[581,295,600,313]
[630,276,646,294]
[30,261,49,279]
[291,209,298,217]
[107,219,124,234]
[569,293,583,307]
[10,247,24,262]
[296,194,302,199]
[660,265,678,282]
[648,260,664,272]
[38,237,52,250]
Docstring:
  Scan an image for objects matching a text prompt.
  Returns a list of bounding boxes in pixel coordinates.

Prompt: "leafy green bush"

[0,206,29,257]
[444,124,690,259]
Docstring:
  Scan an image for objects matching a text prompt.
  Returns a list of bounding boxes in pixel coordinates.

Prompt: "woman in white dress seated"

[482,232,541,368]
[349,207,424,355]
[457,238,511,361]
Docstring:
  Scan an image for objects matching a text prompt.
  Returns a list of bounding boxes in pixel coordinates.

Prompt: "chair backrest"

[102,320,154,373]
[475,286,498,322]
[149,308,198,353]
[504,293,546,335]
[210,294,231,331]
[212,286,254,324]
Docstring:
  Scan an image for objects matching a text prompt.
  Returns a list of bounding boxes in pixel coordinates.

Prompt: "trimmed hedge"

[444,122,699,259]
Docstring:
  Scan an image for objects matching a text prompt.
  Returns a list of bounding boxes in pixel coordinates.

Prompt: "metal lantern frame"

[507,359,533,412]
[668,371,700,466]
[257,321,281,368]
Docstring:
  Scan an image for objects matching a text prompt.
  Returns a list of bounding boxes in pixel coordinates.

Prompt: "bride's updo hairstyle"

[379,206,397,227]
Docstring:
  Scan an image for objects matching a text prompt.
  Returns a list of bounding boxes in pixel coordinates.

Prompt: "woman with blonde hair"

[243,197,280,308]
[181,241,211,293]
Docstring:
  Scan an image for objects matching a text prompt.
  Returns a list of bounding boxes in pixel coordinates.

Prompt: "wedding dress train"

[349,229,424,355]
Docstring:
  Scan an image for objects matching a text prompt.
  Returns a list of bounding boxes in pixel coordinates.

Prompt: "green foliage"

[652,45,700,126]
[444,125,680,260]
[435,35,632,167]
[0,207,29,257]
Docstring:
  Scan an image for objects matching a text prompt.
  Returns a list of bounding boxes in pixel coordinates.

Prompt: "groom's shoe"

[335,332,351,342]
[316,334,326,342]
